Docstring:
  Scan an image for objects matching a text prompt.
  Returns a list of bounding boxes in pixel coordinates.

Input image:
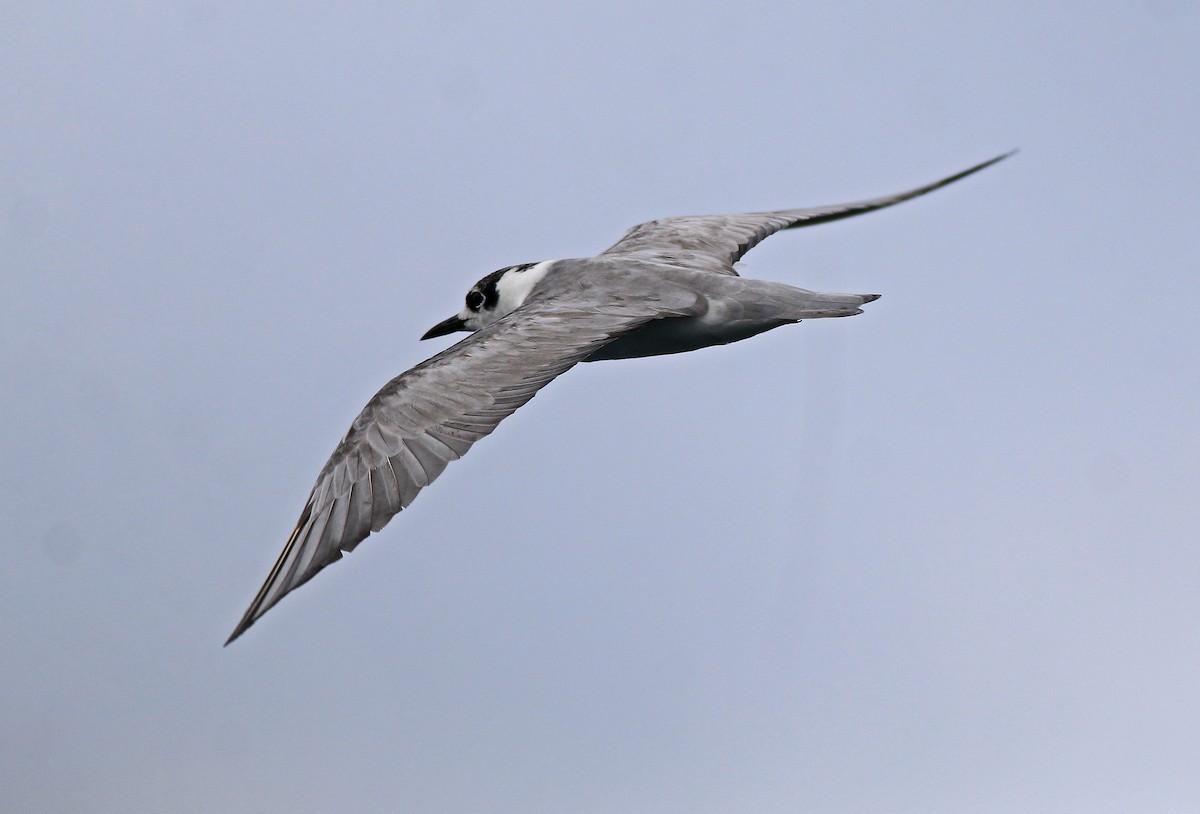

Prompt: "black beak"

[421,315,468,340]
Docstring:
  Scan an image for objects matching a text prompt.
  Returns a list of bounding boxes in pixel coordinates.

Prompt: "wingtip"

[224,617,253,647]
[980,149,1019,170]
[950,149,1019,184]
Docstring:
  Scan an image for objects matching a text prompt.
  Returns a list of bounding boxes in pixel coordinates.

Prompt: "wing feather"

[344,480,374,550]
[601,152,1013,274]
[369,464,400,531]
[389,454,421,507]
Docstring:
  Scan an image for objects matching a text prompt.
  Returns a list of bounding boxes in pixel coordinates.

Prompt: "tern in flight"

[227,152,1012,643]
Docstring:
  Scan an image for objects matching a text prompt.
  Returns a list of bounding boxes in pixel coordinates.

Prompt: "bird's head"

[422,261,555,340]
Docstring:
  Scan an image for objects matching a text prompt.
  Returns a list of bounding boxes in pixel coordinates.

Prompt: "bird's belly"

[584,314,790,361]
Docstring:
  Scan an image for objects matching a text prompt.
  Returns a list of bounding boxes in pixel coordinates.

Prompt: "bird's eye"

[466,291,485,311]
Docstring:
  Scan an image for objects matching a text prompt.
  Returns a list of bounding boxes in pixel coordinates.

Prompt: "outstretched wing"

[227,269,704,644]
[601,152,1014,275]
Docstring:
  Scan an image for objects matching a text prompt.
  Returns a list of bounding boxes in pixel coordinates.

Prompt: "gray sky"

[3,2,1198,812]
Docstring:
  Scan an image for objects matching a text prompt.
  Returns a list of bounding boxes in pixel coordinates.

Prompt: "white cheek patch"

[461,308,484,331]
[495,260,554,314]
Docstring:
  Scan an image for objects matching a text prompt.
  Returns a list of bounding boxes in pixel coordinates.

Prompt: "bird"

[226,151,1012,644]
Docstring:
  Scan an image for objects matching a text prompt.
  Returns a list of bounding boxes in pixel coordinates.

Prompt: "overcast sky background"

[3,3,1198,813]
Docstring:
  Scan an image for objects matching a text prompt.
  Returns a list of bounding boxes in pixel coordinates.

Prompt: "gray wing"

[226,270,704,644]
[601,152,1014,275]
